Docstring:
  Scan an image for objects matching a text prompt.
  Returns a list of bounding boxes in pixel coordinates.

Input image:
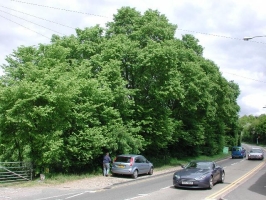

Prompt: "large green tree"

[0,7,240,173]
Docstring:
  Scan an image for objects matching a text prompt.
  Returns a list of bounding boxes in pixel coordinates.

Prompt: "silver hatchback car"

[247,147,264,160]
[111,154,153,178]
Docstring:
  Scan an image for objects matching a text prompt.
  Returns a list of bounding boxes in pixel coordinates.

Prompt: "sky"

[0,0,266,117]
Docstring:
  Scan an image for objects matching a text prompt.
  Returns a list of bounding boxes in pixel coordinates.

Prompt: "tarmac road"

[2,144,265,200]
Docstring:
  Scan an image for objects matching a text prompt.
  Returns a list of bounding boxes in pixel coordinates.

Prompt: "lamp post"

[243,35,266,41]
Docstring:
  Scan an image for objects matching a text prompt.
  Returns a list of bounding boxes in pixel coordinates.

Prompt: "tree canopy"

[0,7,240,173]
[239,114,266,145]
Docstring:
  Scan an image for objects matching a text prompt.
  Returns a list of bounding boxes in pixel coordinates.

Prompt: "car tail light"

[114,157,117,162]
[130,157,134,166]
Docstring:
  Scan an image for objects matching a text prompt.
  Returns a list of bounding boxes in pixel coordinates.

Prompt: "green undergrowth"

[151,152,230,170]
[0,152,231,188]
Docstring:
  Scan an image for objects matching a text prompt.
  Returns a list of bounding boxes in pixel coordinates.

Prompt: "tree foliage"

[0,7,240,173]
[240,114,266,145]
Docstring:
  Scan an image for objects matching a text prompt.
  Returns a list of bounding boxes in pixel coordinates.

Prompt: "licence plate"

[118,165,125,168]
[182,181,193,185]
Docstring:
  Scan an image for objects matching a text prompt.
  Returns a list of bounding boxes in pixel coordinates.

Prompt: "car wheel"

[209,176,214,189]
[148,167,153,175]
[220,171,225,183]
[132,170,138,179]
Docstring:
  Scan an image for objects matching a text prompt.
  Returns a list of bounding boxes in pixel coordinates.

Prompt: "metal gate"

[0,162,32,183]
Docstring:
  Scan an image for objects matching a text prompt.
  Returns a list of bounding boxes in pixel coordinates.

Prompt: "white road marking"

[35,192,77,200]
[161,186,171,190]
[65,191,90,199]
[125,193,148,200]
[0,196,11,199]
[88,190,97,193]
[125,185,172,199]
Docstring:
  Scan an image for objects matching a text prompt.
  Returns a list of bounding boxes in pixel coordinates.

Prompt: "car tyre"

[132,170,138,179]
[219,171,225,183]
[148,167,153,175]
[209,176,214,189]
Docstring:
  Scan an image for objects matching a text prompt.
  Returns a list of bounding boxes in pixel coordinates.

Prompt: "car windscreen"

[186,162,212,169]
[115,156,131,163]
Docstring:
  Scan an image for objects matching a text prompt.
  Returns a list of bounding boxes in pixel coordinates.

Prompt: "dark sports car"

[173,161,225,189]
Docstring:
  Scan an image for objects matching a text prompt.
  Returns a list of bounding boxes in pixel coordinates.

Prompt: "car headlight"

[174,175,181,179]
[195,175,207,180]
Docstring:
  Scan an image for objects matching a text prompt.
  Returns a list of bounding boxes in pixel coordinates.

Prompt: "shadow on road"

[248,170,266,196]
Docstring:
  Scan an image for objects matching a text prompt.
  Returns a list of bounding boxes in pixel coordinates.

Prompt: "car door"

[212,162,220,182]
[139,156,150,174]
[134,156,142,173]
[135,156,146,174]
[242,147,246,157]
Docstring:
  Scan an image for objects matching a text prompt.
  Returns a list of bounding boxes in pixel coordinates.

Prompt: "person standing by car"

[103,152,111,177]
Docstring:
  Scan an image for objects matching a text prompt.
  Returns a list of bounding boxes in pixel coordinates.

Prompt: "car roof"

[116,154,142,157]
[190,160,214,163]
[250,147,263,150]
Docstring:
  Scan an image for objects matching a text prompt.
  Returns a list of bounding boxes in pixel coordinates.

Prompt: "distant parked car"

[247,147,264,160]
[173,160,225,189]
[231,146,246,159]
[111,154,153,179]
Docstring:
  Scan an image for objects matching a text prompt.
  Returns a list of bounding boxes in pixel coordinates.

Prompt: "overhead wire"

[222,72,266,84]
[7,0,266,45]
[10,0,109,18]
[0,5,75,29]
[176,28,266,45]
[3,0,266,84]
[0,14,50,39]
[0,9,65,35]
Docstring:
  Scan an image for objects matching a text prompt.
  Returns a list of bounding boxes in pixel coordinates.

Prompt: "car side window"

[135,157,141,163]
[140,156,146,163]
[213,163,216,169]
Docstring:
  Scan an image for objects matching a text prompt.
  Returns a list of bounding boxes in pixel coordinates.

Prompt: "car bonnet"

[176,168,211,178]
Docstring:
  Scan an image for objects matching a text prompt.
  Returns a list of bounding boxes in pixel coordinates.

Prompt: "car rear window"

[232,147,241,151]
[250,149,262,153]
[115,156,131,163]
